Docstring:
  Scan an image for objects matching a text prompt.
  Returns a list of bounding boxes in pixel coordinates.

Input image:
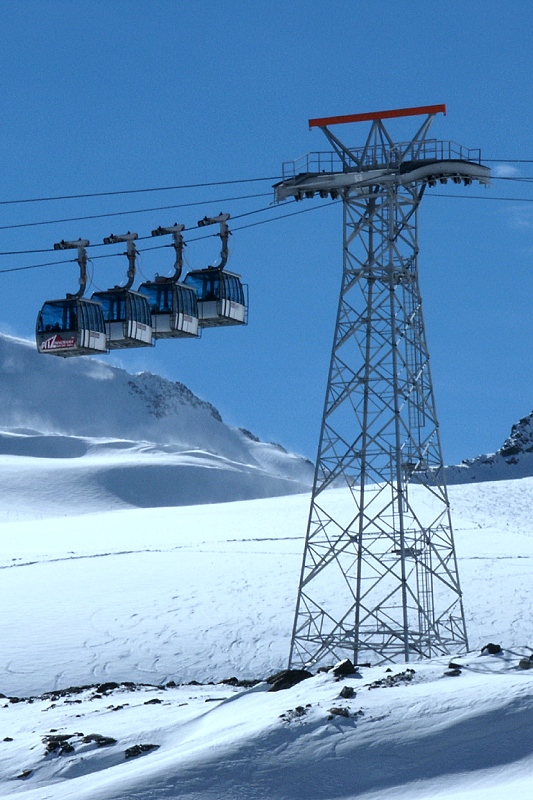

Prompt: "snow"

[1,474,533,798]
[1,332,533,798]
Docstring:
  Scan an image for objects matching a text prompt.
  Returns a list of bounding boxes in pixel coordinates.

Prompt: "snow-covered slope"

[3,333,533,799]
[0,334,312,512]
[1,479,533,799]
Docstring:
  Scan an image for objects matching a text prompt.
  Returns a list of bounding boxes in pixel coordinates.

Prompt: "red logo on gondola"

[41,334,76,351]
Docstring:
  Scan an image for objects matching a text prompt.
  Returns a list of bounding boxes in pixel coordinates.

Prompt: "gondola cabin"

[183,267,247,328]
[137,279,199,339]
[91,289,153,349]
[36,298,107,357]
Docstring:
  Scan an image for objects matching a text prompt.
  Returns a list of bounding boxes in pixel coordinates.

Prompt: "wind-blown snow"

[0,334,313,514]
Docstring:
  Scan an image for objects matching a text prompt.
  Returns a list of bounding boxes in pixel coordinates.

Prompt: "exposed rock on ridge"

[446,410,533,484]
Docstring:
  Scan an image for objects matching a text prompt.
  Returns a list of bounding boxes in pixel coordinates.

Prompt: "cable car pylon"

[275,104,491,668]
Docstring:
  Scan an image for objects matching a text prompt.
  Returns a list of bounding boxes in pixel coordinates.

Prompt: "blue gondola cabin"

[91,289,153,349]
[137,279,199,339]
[183,267,247,328]
[36,298,107,357]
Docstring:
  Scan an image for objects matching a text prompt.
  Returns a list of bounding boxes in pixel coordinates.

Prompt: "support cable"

[3,185,533,264]
[0,175,533,246]
[0,191,272,233]
[0,201,336,274]
[0,176,282,206]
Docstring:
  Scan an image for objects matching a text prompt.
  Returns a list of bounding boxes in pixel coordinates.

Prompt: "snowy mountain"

[4,331,533,503]
[0,333,313,515]
[446,411,533,483]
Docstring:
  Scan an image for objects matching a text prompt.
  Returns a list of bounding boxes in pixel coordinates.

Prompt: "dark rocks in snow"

[0,681,172,709]
[444,668,462,677]
[367,669,416,690]
[499,414,533,457]
[128,374,223,423]
[17,770,32,780]
[82,734,117,747]
[331,659,357,678]
[239,428,260,442]
[221,676,260,688]
[279,705,310,722]
[268,441,288,454]
[481,643,502,655]
[144,698,162,705]
[446,410,533,484]
[125,743,160,760]
[500,444,521,457]
[266,669,313,692]
[518,658,532,670]
[43,731,118,757]
[339,685,356,699]
[43,734,76,756]
[41,685,95,701]
[327,706,350,718]
[96,682,120,694]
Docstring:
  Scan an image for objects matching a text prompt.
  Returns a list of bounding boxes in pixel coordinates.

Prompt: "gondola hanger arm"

[197,213,231,270]
[103,231,138,290]
[151,224,186,281]
[53,238,90,299]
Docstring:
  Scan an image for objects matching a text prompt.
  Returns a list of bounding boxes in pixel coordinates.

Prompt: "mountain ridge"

[446,411,533,484]
[0,333,313,512]
[5,331,533,491]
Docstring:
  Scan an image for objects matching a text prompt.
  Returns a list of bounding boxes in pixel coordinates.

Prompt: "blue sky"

[1,0,533,464]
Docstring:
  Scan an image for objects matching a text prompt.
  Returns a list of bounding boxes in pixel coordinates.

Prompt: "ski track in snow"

[2,479,533,700]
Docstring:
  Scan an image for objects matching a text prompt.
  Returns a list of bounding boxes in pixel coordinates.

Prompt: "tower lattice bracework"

[274,105,490,667]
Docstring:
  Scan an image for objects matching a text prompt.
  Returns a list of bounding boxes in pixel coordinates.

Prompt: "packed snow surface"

[1,332,533,798]
[1,470,533,799]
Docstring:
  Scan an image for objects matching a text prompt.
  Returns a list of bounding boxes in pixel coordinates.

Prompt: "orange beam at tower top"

[309,104,447,129]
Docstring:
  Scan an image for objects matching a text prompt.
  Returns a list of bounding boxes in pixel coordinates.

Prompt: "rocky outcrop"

[446,411,533,484]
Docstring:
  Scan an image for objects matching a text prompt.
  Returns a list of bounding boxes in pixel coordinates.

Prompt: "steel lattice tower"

[274,105,490,667]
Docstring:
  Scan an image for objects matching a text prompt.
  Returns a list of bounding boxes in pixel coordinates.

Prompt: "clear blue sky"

[1,0,532,465]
